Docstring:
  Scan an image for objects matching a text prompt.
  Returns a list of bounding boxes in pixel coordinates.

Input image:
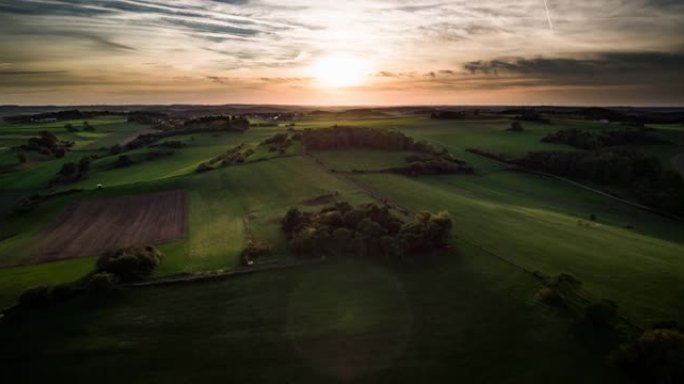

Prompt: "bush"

[549,273,582,293]
[240,239,272,266]
[583,299,618,327]
[535,287,564,306]
[96,246,162,281]
[18,286,52,307]
[86,272,119,295]
[116,155,134,167]
[611,329,684,384]
[18,283,78,307]
[507,121,524,132]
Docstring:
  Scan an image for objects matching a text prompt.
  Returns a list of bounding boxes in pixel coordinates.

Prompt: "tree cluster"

[96,246,162,281]
[430,111,465,120]
[51,156,92,185]
[516,111,550,123]
[260,132,294,153]
[17,131,73,158]
[393,153,474,176]
[507,121,524,132]
[281,202,453,260]
[611,328,684,384]
[18,283,80,307]
[542,127,668,150]
[183,115,250,131]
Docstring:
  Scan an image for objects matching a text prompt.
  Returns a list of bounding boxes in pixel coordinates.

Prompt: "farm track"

[127,258,327,288]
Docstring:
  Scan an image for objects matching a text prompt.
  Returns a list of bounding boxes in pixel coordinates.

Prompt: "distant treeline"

[430,111,466,120]
[3,109,123,123]
[302,126,418,151]
[112,118,249,155]
[183,114,249,128]
[542,127,668,150]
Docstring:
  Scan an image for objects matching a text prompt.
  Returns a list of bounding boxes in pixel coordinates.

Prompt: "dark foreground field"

[0,253,615,383]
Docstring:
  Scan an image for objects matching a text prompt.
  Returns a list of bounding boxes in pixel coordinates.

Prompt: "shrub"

[116,155,134,167]
[507,121,524,132]
[535,287,564,306]
[549,273,582,293]
[584,299,618,327]
[86,272,119,295]
[611,329,684,384]
[241,239,272,266]
[195,162,214,173]
[96,246,162,281]
[18,286,52,307]
[17,283,78,307]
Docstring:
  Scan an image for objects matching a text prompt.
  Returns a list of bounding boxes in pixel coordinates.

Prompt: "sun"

[312,54,368,88]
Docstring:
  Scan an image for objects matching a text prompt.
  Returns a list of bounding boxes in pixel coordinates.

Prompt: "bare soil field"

[31,190,187,262]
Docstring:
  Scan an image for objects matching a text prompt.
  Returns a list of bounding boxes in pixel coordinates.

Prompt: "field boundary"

[127,258,327,288]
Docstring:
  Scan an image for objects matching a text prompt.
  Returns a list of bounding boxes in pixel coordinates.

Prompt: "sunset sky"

[1,0,683,106]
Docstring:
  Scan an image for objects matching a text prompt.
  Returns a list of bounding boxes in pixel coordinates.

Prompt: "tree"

[612,329,684,384]
[584,299,618,327]
[549,273,582,293]
[508,121,524,132]
[86,272,119,295]
[18,286,52,307]
[96,246,162,281]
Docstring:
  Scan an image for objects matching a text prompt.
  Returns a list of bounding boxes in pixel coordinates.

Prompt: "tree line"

[516,149,684,215]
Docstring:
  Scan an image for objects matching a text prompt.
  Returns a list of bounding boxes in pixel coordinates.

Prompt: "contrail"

[543,0,554,30]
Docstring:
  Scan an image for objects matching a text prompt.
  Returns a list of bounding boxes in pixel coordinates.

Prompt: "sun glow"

[312,54,368,88]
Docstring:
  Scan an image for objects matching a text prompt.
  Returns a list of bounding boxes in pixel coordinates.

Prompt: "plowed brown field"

[32,190,187,262]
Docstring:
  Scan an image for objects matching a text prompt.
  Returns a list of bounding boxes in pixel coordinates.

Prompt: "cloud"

[1,0,684,104]
[463,52,684,78]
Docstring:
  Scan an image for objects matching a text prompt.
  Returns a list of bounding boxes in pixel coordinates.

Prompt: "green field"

[1,111,683,383]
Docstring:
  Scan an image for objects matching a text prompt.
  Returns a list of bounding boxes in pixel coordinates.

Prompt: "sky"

[1,0,683,106]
